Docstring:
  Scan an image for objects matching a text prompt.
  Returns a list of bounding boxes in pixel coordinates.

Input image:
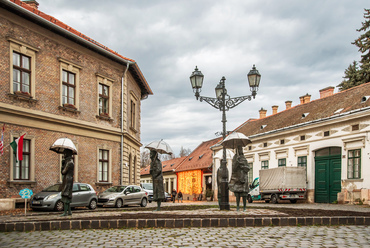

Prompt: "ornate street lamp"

[189,65,261,210]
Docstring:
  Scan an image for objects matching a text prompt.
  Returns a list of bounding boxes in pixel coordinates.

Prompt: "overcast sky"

[37,0,368,156]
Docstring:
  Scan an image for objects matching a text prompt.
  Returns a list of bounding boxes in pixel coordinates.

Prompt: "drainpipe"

[121,62,130,185]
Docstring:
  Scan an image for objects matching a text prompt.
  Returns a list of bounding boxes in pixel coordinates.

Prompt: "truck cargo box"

[259,167,306,192]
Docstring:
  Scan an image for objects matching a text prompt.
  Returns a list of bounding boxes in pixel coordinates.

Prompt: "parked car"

[30,183,98,211]
[163,192,172,202]
[140,183,153,203]
[97,185,148,208]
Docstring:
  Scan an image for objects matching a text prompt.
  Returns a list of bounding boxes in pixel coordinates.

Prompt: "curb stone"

[1,216,369,232]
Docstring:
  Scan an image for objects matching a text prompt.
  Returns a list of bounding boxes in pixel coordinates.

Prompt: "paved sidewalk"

[0,225,369,247]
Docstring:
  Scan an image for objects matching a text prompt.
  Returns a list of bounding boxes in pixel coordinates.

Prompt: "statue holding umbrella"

[145,139,173,211]
[50,138,77,216]
[221,132,251,211]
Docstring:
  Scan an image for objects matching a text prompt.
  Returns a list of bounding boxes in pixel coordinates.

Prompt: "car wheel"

[140,198,148,207]
[55,200,64,211]
[247,195,253,203]
[115,199,123,208]
[271,194,278,204]
[264,200,270,203]
[89,199,97,210]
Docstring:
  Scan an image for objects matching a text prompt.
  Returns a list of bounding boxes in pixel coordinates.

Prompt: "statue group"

[228,145,250,211]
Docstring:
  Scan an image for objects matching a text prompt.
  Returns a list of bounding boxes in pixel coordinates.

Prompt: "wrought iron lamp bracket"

[198,94,252,111]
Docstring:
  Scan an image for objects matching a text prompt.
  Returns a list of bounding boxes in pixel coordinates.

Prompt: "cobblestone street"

[1,225,369,248]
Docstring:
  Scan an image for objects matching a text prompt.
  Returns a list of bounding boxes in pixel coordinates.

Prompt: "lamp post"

[189,65,261,210]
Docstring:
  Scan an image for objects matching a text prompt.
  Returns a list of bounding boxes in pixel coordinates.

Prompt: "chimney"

[272,105,278,115]
[319,86,334,99]
[285,101,292,110]
[300,93,311,104]
[23,1,39,9]
[259,108,267,119]
[303,94,311,103]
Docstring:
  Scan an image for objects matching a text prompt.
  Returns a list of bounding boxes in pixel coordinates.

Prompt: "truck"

[247,167,307,204]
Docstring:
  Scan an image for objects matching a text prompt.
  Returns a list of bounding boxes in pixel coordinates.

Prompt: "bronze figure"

[229,145,250,211]
[150,150,165,211]
[60,149,74,216]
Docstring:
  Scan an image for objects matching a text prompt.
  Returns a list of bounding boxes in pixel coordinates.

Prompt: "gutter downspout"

[121,62,130,185]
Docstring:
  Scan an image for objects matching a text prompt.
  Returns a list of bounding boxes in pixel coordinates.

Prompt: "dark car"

[30,183,98,211]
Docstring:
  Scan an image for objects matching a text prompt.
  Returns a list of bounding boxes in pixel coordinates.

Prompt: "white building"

[234,84,370,204]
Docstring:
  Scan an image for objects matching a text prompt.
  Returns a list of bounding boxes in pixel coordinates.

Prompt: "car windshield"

[142,184,153,190]
[42,184,61,192]
[105,186,126,193]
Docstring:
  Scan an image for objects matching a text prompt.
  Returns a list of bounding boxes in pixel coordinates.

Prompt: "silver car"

[30,183,98,211]
[140,183,153,203]
[97,185,148,208]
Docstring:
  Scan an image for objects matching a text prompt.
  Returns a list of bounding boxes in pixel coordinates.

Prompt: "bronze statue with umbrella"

[145,139,173,211]
[50,138,77,216]
[221,132,251,211]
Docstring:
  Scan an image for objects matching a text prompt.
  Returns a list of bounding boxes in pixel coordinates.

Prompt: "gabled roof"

[140,156,187,176]
[235,83,370,138]
[1,0,153,98]
[175,137,221,172]
[140,165,150,176]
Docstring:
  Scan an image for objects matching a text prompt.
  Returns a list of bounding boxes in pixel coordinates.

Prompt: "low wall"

[0,199,15,211]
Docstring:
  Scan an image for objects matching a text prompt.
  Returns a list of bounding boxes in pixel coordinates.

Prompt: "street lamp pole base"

[220,159,230,211]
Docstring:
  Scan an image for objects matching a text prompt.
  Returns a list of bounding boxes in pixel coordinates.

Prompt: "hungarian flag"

[10,134,25,162]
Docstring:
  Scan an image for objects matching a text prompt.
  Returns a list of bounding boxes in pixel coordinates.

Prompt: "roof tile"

[175,137,221,172]
[236,82,370,137]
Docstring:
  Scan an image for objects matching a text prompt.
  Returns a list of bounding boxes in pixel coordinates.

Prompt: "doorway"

[314,147,341,203]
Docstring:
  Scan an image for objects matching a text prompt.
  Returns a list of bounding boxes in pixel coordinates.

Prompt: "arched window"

[315,147,341,157]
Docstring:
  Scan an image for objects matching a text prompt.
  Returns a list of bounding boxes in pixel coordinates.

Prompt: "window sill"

[58,105,80,114]
[8,180,37,188]
[95,182,112,186]
[96,115,113,122]
[342,178,363,182]
[8,93,37,103]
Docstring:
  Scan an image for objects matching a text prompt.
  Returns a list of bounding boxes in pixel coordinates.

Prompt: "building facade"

[0,0,152,199]
[236,84,370,204]
[175,138,220,201]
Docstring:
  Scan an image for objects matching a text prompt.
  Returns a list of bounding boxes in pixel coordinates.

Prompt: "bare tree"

[179,146,192,157]
[160,153,175,161]
[140,149,151,168]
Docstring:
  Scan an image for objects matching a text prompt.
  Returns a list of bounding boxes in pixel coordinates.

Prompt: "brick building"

[0,0,152,199]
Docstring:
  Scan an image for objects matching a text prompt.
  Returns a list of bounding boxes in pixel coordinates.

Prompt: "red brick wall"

[0,8,141,198]
[0,125,121,197]
[0,12,126,127]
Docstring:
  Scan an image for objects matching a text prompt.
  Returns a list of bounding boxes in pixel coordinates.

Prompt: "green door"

[315,148,341,203]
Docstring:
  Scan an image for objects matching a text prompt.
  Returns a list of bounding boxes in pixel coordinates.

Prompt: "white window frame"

[97,146,112,183]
